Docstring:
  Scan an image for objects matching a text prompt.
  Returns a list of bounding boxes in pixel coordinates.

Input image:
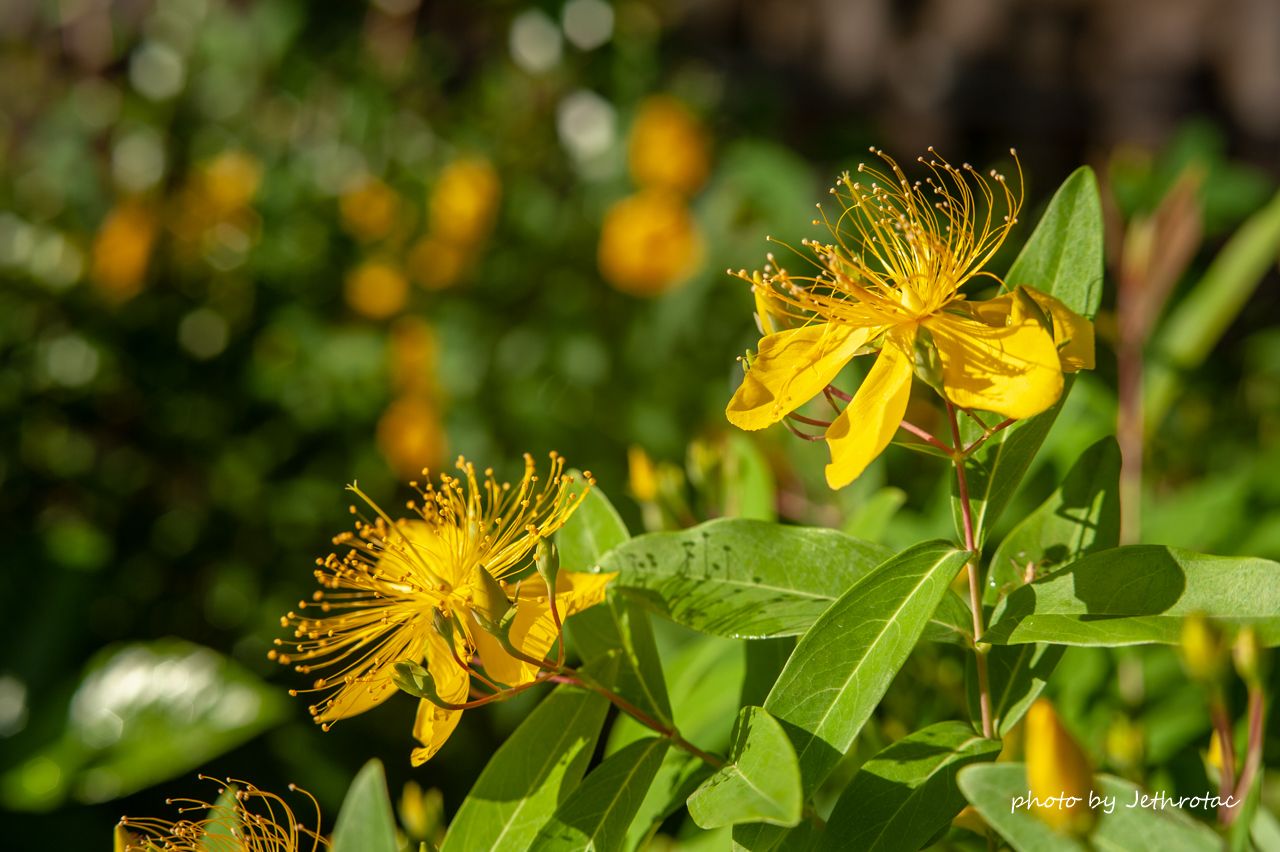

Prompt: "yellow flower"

[1025,698,1096,835]
[388,316,439,395]
[407,232,469,291]
[344,259,409,320]
[627,445,659,502]
[118,776,327,851]
[429,157,500,246]
[202,150,263,218]
[726,149,1094,488]
[91,199,157,303]
[340,178,402,243]
[628,95,711,196]
[377,395,446,479]
[598,190,702,297]
[272,454,614,765]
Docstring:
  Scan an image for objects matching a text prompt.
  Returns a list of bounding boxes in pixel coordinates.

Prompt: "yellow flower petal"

[925,312,1063,420]
[727,323,875,430]
[968,289,1095,373]
[409,633,470,766]
[476,571,616,687]
[823,329,915,489]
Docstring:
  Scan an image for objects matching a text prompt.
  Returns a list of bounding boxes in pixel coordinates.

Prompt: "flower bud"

[1232,625,1268,687]
[1025,699,1097,835]
[1179,613,1227,684]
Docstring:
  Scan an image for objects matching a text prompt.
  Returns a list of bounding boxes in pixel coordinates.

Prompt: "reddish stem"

[1228,688,1265,823]
[899,419,954,454]
[1211,699,1237,822]
[787,412,834,428]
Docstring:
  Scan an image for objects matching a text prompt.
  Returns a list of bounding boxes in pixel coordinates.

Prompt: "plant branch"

[949,402,993,739]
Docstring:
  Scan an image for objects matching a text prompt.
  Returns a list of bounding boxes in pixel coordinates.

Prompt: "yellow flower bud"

[1206,729,1224,772]
[345,259,409,319]
[1233,625,1268,686]
[399,780,444,842]
[598,190,702,297]
[627,445,659,502]
[1025,699,1096,835]
[91,200,157,303]
[429,157,500,246]
[627,95,710,195]
[1179,613,1227,684]
[340,177,402,243]
[1104,714,1144,771]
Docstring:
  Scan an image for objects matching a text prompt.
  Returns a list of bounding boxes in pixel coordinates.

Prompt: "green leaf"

[597,519,891,639]
[558,482,672,724]
[722,432,777,521]
[199,782,240,850]
[958,763,1222,851]
[530,737,669,851]
[842,486,907,542]
[923,590,974,645]
[0,639,287,811]
[976,437,1120,734]
[1147,187,1280,430]
[762,542,970,797]
[441,683,611,851]
[606,635,741,850]
[687,707,802,829]
[816,721,1001,851]
[985,545,1280,646]
[558,478,631,573]
[987,436,1122,604]
[953,166,1105,548]
[1006,166,1106,319]
[331,760,398,852]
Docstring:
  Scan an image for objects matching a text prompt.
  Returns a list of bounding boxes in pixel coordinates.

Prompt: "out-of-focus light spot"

[0,213,35,267]
[307,142,366,195]
[30,230,83,290]
[204,222,252,271]
[510,9,562,73]
[0,676,28,737]
[178,308,230,360]
[40,333,100,387]
[563,0,613,50]
[129,41,186,101]
[112,128,166,192]
[557,89,616,162]
[15,756,61,799]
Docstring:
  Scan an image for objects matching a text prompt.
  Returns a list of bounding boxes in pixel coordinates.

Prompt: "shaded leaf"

[816,721,1000,851]
[687,707,802,829]
[985,545,1280,646]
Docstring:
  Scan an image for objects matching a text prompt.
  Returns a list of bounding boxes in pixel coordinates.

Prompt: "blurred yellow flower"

[91,199,157,303]
[377,395,446,479]
[598,190,702,297]
[407,233,468,291]
[726,149,1093,488]
[344,259,409,320]
[340,177,403,243]
[628,95,710,196]
[272,454,613,764]
[1025,699,1097,835]
[118,776,327,851]
[429,157,500,246]
[388,316,440,394]
[202,150,263,218]
[627,445,659,502]
[1179,612,1227,683]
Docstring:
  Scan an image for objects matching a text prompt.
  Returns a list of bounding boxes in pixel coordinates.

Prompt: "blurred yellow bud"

[345,259,409,320]
[1206,729,1224,772]
[340,177,402,242]
[429,157,500,246]
[628,445,659,502]
[399,780,444,843]
[628,95,710,195]
[1025,699,1096,835]
[202,150,262,216]
[91,199,157,303]
[377,395,446,479]
[598,190,702,297]
[407,233,469,291]
[1104,714,1144,771]
[389,316,439,395]
[1179,613,1227,684]
[1232,625,1267,686]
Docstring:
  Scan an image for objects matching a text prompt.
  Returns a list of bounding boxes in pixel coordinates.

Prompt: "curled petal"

[968,288,1094,372]
[925,312,1063,420]
[727,323,875,430]
[409,632,470,765]
[823,328,916,489]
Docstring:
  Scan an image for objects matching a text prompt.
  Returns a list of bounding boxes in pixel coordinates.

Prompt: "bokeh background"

[2,0,1279,846]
